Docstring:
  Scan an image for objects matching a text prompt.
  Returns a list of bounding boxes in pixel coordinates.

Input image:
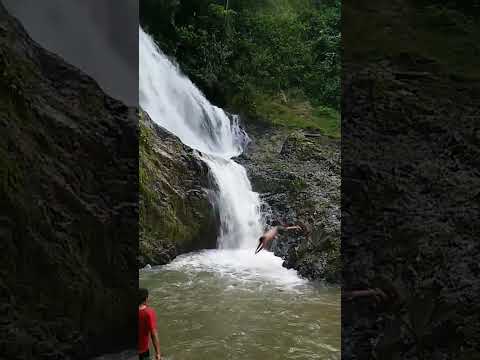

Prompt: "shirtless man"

[255,225,302,254]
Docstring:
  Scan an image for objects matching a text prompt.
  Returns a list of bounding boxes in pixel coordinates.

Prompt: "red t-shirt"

[138,306,157,353]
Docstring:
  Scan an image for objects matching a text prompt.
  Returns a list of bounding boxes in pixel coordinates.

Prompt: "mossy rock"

[138,110,219,267]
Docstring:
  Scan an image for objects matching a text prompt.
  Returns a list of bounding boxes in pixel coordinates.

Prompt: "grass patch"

[251,91,340,137]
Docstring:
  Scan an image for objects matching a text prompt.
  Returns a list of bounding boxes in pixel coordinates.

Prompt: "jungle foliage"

[141,0,341,135]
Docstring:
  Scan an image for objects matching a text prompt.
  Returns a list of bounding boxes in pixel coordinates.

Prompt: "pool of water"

[140,249,340,360]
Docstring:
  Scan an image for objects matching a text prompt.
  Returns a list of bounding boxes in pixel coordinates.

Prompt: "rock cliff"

[0,3,137,358]
[342,57,480,359]
[139,111,218,267]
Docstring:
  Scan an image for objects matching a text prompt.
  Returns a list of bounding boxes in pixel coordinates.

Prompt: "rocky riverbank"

[237,124,341,283]
[139,111,219,267]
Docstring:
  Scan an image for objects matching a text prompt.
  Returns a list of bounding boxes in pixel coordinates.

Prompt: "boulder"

[139,111,218,267]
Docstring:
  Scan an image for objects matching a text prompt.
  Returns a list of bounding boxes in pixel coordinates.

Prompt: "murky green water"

[140,250,340,360]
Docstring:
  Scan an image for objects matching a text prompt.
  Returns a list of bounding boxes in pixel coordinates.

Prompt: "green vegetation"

[139,117,155,206]
[290,177,308,193]
[247,90,340,137]
[141,0,340,136]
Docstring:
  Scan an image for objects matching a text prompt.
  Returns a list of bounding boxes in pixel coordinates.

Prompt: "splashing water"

[139,27,340,359]
[139,29,247,158]
[140,27,263,249]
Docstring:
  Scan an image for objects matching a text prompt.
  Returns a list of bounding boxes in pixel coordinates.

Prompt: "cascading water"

[140,27,263,250]
[139,27,340,359]
[139,28,247,158]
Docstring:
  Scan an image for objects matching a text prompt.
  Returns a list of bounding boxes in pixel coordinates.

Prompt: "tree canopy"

[141,0,341,136]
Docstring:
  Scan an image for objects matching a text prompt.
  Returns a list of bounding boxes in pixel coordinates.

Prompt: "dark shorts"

[139,350,150,360]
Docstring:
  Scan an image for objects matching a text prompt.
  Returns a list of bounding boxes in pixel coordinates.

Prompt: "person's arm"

[148,309,162,359]
[273,225,299,237]
[285,225,301,230]
[150,329,161,359]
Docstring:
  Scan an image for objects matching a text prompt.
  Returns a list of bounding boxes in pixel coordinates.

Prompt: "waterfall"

[139,27,263,249]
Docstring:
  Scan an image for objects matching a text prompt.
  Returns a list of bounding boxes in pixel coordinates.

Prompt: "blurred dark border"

[342,1,480,358]
[0,1,138,358]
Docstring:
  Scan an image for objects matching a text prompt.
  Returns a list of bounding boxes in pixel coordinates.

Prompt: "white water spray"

[139,27,263,249]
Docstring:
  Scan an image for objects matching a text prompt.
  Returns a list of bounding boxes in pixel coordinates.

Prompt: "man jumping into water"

[255,224,302,254]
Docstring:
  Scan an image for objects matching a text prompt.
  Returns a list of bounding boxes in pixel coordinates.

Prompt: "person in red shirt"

[138,288,161,360]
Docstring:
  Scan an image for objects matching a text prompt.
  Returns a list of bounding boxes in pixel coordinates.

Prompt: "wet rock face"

[0,3,137,359]
[238,126,341,283]
[139,111,219,267]
[342,58,480,359]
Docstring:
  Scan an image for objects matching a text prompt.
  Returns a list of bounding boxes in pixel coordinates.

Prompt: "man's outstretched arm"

[151,329,162,360]
[284,225,302,230]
